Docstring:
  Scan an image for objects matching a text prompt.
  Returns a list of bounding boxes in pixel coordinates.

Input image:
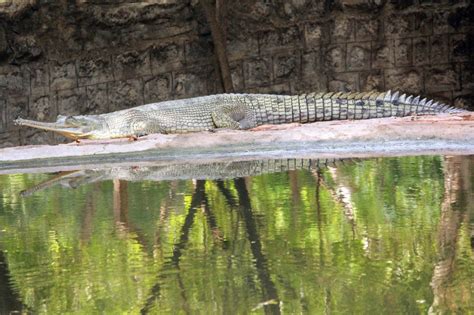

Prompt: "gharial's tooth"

[419,98,427,106]
[426,100,433,107]
[413,95,420,104]
[399,94,407,103]
[384,90,392,101]
[376,92,385,100]
[432,102,439,108]
[406,95,413,103]
[391,91,399,101]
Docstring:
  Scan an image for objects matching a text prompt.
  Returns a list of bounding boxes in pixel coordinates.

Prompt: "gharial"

[15,91,467,140]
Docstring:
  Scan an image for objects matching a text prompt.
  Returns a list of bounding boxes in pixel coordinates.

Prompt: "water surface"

[0,155,473,314]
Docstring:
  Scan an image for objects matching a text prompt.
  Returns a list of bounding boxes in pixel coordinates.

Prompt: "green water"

[0,156,473,314]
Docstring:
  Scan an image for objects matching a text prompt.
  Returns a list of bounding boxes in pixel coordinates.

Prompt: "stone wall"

[0,0,472,147]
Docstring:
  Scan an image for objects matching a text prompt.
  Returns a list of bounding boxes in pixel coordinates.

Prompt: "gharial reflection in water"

[18,158,349,196]
[0,156,473,314]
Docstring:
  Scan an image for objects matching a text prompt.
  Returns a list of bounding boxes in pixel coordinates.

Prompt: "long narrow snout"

[14,118,93,139]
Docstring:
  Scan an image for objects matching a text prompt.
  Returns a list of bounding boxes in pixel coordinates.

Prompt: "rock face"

[0,0,473,147]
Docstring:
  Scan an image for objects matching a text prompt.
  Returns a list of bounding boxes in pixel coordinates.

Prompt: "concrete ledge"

[0,113,473,174]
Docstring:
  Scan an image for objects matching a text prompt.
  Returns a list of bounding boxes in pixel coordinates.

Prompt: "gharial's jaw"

[14,115,105,140]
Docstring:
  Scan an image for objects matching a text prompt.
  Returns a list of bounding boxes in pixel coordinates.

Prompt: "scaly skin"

[14,91,466,140]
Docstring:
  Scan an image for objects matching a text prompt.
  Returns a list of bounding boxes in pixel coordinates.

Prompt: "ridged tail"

[253,91,466,125]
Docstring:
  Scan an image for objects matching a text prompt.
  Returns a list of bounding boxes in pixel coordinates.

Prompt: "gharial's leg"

[211,104,257,130]
[211,111,240,129]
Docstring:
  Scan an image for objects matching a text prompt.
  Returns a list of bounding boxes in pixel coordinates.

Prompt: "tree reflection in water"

[142,180,206,314]
[0,250,24,314]
[0,156,472,314]
[430,156,474,313]
[233,178,281,314]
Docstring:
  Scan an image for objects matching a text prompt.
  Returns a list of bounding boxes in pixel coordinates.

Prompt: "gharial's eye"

[65,116,99,127]
[65,116,80,126]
